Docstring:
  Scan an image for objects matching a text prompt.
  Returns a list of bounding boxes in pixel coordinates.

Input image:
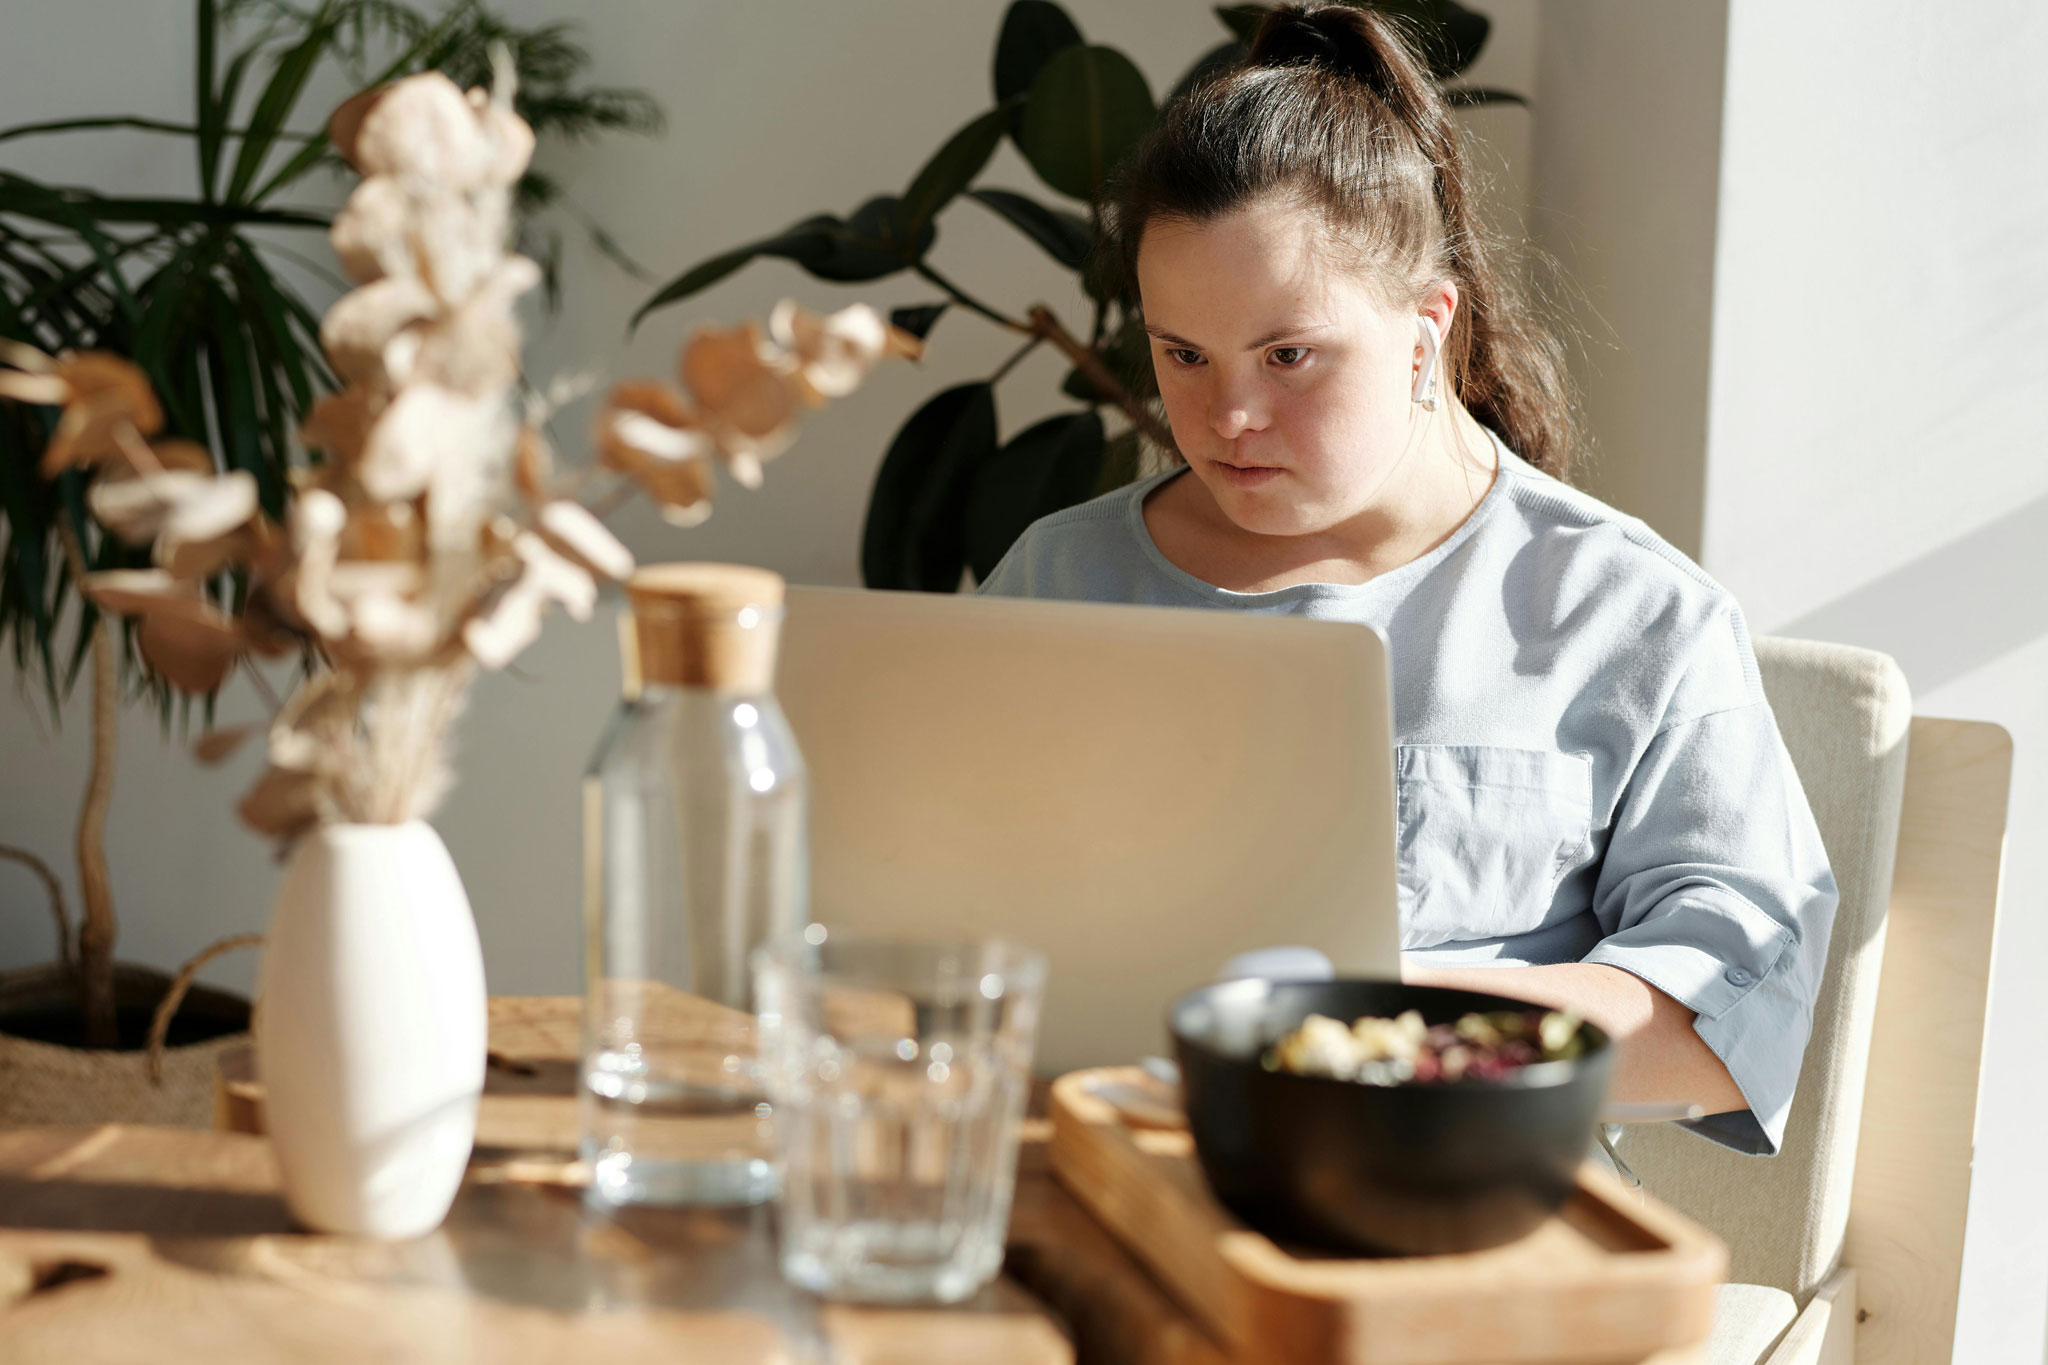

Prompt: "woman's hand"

[1400,961,1749,1117]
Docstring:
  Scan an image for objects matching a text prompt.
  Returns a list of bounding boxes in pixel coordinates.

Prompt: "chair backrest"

[1623,638,1912,1300]
[1844,715,2010,1364]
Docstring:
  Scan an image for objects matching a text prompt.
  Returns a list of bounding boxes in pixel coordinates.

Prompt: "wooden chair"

[1621,639,2011,1364]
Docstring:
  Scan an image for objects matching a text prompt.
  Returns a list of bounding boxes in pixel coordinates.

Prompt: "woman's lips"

[1211,459,1285,489]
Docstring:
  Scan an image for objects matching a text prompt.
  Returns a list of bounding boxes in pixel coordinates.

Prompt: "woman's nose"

[1208,387,1265,440]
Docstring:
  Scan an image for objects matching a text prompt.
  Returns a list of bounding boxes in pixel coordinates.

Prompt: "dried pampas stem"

[146,932,263,1084]
[329,662,466,825]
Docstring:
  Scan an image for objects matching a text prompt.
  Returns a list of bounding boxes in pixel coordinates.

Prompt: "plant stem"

[0,116,322,146]
[0,844,73,975]
[584,481,635,523]
[907,262,1176,453]
[240,655,283,714]
[989,335,1043,385]
[913,263,1030,333]
[55,516,118,1048]
[1026,305,1177,453]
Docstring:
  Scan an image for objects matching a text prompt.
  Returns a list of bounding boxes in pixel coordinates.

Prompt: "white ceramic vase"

[256,820,487,1237]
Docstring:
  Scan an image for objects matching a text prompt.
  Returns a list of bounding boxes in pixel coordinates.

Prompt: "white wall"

[1528,1,1727,557]
[1702,3,2048,1359]
[1534,2,2048,1359]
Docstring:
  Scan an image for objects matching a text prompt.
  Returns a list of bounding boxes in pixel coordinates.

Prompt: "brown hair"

[1111,2,1575,476]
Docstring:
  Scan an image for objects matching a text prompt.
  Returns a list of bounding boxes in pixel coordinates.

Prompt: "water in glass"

[581,571,805,1206]
[756,930,1046,1303]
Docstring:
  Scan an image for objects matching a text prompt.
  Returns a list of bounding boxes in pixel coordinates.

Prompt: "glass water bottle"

[579,563,807,1206]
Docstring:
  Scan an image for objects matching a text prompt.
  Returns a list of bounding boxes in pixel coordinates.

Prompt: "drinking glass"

[753,926,1047,1304]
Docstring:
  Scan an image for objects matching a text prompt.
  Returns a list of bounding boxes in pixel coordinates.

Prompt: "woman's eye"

[1166,347,1204,367]
[1268,346,1310,367]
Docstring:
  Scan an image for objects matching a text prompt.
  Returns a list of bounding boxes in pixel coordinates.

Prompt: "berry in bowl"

[1169,978,1613,1256]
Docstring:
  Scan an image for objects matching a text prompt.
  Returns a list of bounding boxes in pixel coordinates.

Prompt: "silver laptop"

[776,587,1399,1075]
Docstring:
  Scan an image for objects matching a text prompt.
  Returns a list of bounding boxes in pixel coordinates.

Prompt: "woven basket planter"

[0,962,251,1128]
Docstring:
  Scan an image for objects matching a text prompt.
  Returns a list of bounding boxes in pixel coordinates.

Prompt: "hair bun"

[1247,4,1385,87]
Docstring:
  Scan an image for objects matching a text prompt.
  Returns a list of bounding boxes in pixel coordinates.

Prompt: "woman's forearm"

[1399,961,1748,1115]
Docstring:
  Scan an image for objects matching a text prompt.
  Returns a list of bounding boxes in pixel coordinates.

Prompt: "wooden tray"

[1049,1068,1726,1365]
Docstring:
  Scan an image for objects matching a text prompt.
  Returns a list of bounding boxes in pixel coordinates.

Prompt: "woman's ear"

[1418,280,1459,348]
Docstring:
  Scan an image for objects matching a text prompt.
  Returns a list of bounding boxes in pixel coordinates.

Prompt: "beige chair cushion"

[1707,1282,1799,1365]
[1617,638,1911,1303]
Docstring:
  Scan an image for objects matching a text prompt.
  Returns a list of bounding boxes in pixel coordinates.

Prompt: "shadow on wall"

[1773,491,2048,692]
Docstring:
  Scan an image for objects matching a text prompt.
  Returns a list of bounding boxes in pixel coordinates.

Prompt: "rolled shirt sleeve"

[1582,694,1839,1155]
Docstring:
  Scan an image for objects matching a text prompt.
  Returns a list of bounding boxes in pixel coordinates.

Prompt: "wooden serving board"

[1048,1069,1726,1365]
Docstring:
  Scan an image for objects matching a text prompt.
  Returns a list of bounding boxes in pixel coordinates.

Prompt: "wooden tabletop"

[0,997,1716,1364]
[0,996,1071,1364]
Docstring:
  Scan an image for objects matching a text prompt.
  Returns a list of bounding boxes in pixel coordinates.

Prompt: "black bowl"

[1169,978,1613,1256]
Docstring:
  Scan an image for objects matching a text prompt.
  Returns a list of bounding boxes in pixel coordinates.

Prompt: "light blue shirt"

[978,434,1838,1156]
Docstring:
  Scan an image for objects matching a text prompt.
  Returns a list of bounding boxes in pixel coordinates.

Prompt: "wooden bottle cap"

[624,563,786,694]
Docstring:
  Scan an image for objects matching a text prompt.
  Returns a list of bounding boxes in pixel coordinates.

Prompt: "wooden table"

[0,997,1070,1364]
[0,998,1715,1364]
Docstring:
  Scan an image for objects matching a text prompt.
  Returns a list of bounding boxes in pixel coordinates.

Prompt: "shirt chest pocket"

[1396,745,1594,949]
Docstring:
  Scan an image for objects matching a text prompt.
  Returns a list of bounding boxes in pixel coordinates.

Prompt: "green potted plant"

[0,0,658,1124]
[635,0,1516,592]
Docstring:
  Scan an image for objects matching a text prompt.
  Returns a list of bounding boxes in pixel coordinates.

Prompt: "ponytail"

[1113,3,1576,475]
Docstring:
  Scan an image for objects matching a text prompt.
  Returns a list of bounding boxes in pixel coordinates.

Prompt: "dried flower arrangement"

[0,3,664,1060]
[1,62,918,857]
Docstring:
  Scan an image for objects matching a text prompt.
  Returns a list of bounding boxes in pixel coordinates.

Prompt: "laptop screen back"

[777,587,1399,1073]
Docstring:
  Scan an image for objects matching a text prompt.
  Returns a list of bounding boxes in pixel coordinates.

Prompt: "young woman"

[978,4,1836,1157]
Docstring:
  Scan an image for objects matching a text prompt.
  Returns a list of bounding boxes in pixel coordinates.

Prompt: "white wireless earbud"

[1412,315,1442,411]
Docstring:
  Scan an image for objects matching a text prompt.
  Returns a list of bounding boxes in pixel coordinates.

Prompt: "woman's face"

[1137,197,1441,537]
